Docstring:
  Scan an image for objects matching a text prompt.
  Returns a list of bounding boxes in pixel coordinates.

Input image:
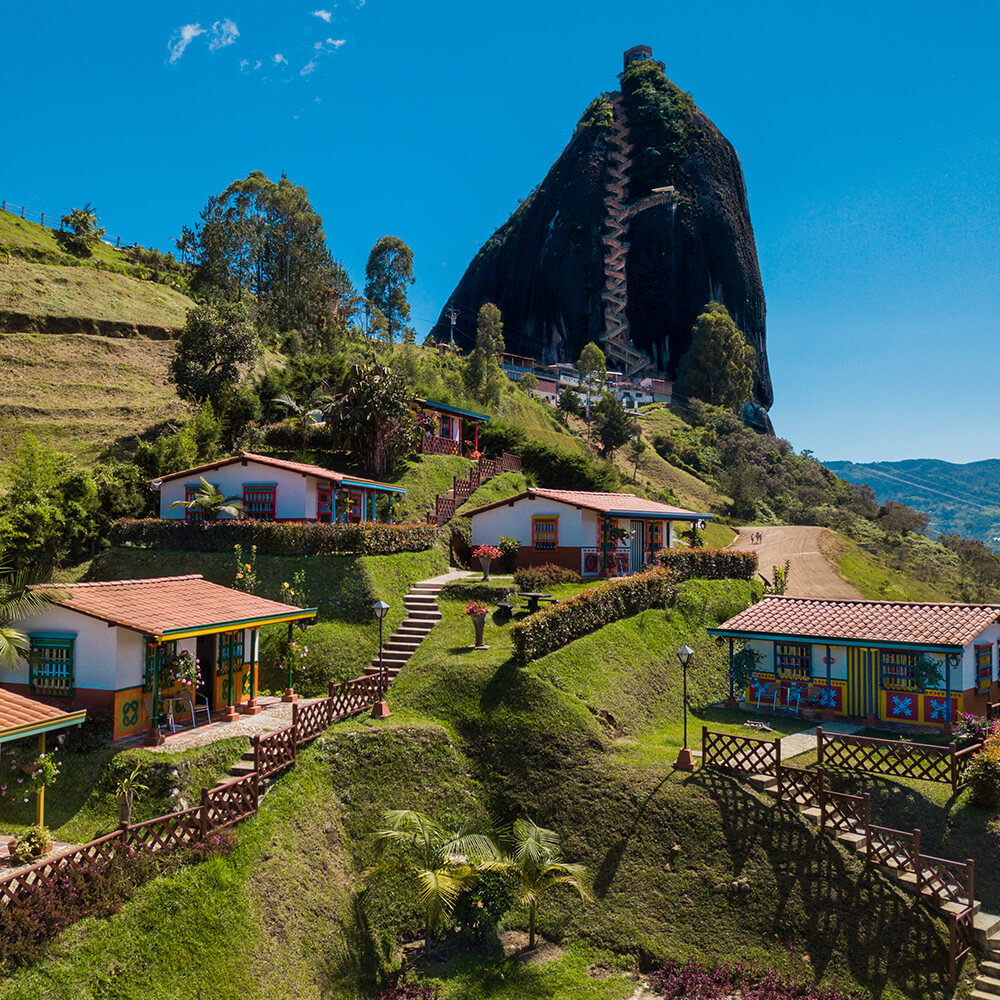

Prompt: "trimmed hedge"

[439,582,517,602]
[655,548,757,582]
[109,518,437,556]
[513,564,583,589]
[511,569,674,663]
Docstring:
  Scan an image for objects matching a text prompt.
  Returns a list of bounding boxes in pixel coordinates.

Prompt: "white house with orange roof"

[463,488,712,576]
[153,452,405,524]
[708,595,1000,728]
[5,576,316,744]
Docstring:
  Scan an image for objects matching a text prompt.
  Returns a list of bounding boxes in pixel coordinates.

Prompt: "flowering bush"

[464,601,489,618]
[655,548,758,582]
[1,755,31,804]
[649,958,865,1000]
[956,712,996,744]
[376,973,444,1000]
[110,519,437,555]
[498,535,520,572]
[160,650,200,691]
[280,569,311,608]
[473,544,503,561]
[511,569,674,663]
[965,734,1000,808]
[233,543,258,594]
[8,826,52,864]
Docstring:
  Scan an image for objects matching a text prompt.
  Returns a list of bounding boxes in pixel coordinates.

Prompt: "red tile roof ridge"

[32,574,204,590]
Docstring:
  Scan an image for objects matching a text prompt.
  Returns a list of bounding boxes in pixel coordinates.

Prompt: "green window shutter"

[29,633,76,697]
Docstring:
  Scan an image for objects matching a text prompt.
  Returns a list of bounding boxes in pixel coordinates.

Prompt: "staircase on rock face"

[600,95,651,378]
[364,581,443,682]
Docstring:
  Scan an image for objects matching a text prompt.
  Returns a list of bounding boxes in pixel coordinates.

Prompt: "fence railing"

[819,788,870,834]
[2,198,134,251]
[866,824,920,871]
[425,452,521,524]
[777,763,824,806]
[702,726,781,776]
[0,673,380,918]
[816,728,980,795]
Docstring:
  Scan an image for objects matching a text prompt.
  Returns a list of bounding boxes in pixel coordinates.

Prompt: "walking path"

[777,720,862,759]
[729,525,862,600]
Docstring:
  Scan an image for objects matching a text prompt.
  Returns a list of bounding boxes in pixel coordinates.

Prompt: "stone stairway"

[747,770,1000,994]
[363,581,443,682]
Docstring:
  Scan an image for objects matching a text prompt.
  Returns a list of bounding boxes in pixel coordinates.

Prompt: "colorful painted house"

[5,575,316,743]
[708,595,1000,727]
[153,452,404,523]
[463,488,712,576]
[413,399,490,457]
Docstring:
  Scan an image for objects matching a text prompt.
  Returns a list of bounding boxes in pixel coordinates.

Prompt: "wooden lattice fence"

[701,727,781,776]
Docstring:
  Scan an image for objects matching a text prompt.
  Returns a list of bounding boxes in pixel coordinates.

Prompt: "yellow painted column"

[36,732,45,828]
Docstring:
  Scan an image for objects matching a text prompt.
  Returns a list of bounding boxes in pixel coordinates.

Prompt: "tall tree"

[171,301,259,407]
[192,171,341,337]
[677,301,756,410]
[593,392,634,458]
[476,303,505,361]
[577,343,607,436]
[365,236,415,343]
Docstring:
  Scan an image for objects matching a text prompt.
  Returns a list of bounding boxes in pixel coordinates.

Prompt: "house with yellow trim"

[4,575,316,743]
[708,595,1000,727]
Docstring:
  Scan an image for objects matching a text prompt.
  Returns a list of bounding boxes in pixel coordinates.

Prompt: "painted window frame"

[29,633,76,697]
[531,515,558,551]
[317,485,334,523]
[880,649,918,691]
[976,643,993,693]
[242,482,277,521]
[774,641,811,680]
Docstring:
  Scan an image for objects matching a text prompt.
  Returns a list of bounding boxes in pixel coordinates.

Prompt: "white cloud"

[300,59,317,76]
[168,23,206,64]
[327,37,346,48]
[273,53,288,65]
[255,60,262,69]
[209,19,239,51]
[239,58,249,71]
[312,9,333,21]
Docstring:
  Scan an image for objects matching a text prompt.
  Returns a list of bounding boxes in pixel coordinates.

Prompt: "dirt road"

[728,525,862,599]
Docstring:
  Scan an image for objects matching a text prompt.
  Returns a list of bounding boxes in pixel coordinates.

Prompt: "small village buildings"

[413,399,491,456]
[5,575,316,742]
[154,452,404,524]
[463,488,712,576]
[709,595,1000,727]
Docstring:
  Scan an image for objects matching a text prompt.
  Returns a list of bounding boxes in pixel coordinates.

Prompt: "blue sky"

[3,1,997,463]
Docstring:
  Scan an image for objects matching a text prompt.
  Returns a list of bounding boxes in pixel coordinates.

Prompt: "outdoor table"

[519,592,552,613]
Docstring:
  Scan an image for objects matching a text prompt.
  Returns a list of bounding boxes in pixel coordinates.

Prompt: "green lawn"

[829,534,950,602]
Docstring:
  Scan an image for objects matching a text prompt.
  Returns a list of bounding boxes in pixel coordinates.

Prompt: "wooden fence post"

[200,787,210,838]
[775,736,782,775]
[253,734,260,775]
[701,726,707,766]
[863,792,871,833]
[949,742,957,794]
[253,771,260,808]
[819,788,827,830]
[329,679,337,699]
[967,858,975,908]
[816,727,824,764]
[292,701,299,730]
[914,829,922,891]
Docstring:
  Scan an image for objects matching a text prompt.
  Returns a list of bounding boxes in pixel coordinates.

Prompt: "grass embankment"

[0,212,131,269]
[390,454,473,523]
[0,577,974,998]
[87,546,448,695]
[0,333,189,476]
[823,531,950,602]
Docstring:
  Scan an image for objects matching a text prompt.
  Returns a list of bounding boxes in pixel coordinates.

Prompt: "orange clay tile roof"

[462,488,711,519]
[30,575,315,638]
[153,452,402,492]
[0,687,85,742]
[711,595,1000,648]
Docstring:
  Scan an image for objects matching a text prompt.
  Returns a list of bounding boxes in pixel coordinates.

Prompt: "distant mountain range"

[825,459,1000,550]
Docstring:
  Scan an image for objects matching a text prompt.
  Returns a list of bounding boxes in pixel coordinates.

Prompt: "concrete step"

[801,806,821,823]
[975,911,1000,941]
[410,584,443,592]
[747,774,777,793]
[384,640,422,651]
[972,979,1000,997]
[406,611,441,621]
[942,899,982,918]
[972,991,1000,1000]
[835,831,866,850]
[229,760,255,777]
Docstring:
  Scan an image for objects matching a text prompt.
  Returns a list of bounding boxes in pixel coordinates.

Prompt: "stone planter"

[479,555,492,581]
[472,613,487,648]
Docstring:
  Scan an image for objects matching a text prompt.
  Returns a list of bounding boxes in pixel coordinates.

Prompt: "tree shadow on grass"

[693,768,955,998]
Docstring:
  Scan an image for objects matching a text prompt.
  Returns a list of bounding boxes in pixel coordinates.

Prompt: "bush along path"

[701,727,999,993]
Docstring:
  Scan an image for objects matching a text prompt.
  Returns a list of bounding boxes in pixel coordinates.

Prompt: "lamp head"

[372,599,390,620]
[677,645,695,667]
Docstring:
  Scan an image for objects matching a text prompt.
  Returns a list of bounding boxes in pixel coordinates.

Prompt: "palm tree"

[504,819,592,950]
[274,389,335,448]
[0,565,60,670]
[168,477,244,522]
[364,809,501,954]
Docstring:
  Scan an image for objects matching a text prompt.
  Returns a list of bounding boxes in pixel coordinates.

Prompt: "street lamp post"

[675,645,696,771]
[371,599,391,718]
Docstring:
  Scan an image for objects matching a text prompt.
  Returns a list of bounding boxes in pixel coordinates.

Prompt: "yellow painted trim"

[0,709,87,742]
[156,611,316,642]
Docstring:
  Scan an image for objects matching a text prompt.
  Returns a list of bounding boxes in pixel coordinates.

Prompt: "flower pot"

[473,613,487,647]
[118,791,133,825]
[479,555,492,581]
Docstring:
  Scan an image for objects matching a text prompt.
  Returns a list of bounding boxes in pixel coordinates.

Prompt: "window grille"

[532,516,558,550]
[775,642,810,680]
[881,650,918,690]
[243,484,276,521]
[29,635,75,697]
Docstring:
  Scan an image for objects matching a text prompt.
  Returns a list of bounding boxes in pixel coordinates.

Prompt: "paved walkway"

[0,835,75,876]
[420,569,478,586]
[778,720,862,759]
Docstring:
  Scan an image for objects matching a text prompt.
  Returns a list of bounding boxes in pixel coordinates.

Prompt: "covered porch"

[414,398,490,457]
[582,512,707,577]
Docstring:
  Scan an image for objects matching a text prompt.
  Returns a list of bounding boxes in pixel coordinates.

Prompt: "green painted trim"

[158,608,318,640]
[706,627,962,655]
[419,399,491,422]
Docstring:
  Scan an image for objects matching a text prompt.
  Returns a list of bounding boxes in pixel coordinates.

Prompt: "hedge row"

[511,568,674,663]
[655,548,758,582]
[109,518,438,556]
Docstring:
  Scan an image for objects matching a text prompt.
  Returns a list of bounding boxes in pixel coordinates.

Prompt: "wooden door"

[630,520,644,572]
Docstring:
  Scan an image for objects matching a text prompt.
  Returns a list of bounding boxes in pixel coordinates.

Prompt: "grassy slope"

[390,454,473,523]
[0,579,973,998]
[86,547,448,695]
[0,259,193,327]
[0,212,130,268]
[0,333,189,473]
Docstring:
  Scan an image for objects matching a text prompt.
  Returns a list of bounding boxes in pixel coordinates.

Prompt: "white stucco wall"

[158,461,317,520]
[469,498,590,548]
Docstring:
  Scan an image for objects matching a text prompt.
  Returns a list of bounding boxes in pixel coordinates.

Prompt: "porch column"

[944,652,953,733]
[725,638,738,708]
[474,420,479,452]
[282,622,297,703]
[824,644,834,720]
[458,417,463,450]
[361,491,367,522]
[241,628,262,715]
[35,732,46,827]
[146,640,165,746]
[331,490,337,523]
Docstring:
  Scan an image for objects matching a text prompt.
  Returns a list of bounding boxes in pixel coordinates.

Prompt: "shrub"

[8,826,52,863]
[656,547,757,582]
[511,569,674,663]
[376,973,444,1000]
[61,708,114,752]
[513,564,583,589]
[498,535,519,572]
[649,959,865,1000]
[965,735,1000,808]
[956,713,997,744]
[439,582,516,603]
[109,518,437,556]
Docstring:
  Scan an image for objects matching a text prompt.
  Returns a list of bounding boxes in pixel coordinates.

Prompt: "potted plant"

[465,600,490,648]
[8,825,52,864]
[473,544,503,581]
[115,762,149,825]
[160,649,200,694]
